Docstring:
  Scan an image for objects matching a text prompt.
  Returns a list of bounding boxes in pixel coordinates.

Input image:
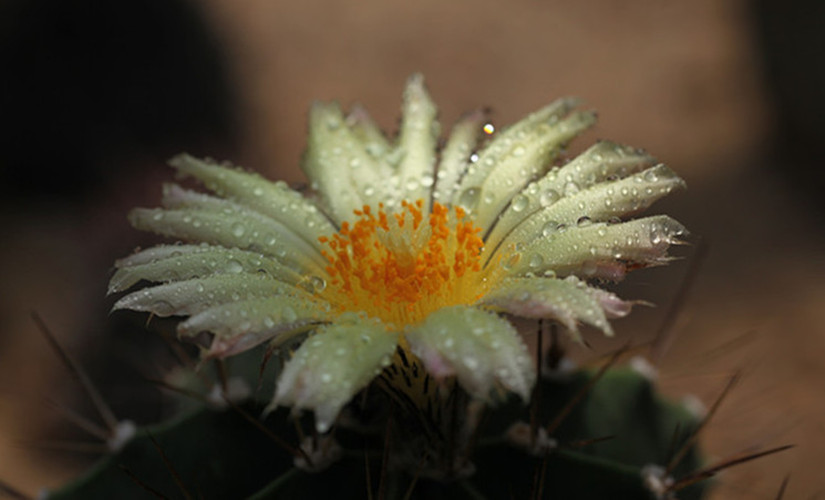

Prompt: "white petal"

[490,164,684,257]
[112,273,316,317]
[109,245,302,294]
[453,99,594,229]
[433,109,485,205]
[178,295,329,356]
[302,102,371,222]
[271,314,398,432]
[484,140,656,253]
[128,205,326,274]
[480,276,630,340]
[169,155,337,248]
[346,104,393,161]
[468,111,596,232]
[160,183,329,265]
[495,215,687,281]
[394,74,439,212]
[406,306,535,402]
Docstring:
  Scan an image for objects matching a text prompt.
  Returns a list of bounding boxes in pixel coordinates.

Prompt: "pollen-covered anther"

[318,200,494,325]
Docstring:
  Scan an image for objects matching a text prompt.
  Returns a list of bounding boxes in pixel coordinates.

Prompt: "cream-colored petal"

[109,245,302,294]
[169,155,336,249]
[128,206,326,275]
[394,74,439,213]
[433,110,485,206]
[484,141,656,253]
[160,183,328,265]
[496,215,687,281]
[178,295,329,356]
[487,164,685,260]
[301,102,371,223]
[406,306,535,402]
[466,111,596,232]
[346,104,393,168]
[271,314,398,432]
[480,276,633,341]
[453,99,593,227]
[112,273,317,317]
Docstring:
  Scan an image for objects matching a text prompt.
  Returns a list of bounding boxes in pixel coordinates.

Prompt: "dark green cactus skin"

[48,368,704,499]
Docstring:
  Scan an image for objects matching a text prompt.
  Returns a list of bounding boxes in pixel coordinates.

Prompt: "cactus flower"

[110,75,686,432]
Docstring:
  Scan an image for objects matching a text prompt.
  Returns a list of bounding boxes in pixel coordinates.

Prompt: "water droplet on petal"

[511,194,529,212]
[226,259,244,273]
[152,300,174,315]
[577,216,592,227]
[458,187,480,211]
[539,189,559,206]
[563,181,580,196]
[282,306,297,323]
[542,220,560,237]
[231,223,246,238]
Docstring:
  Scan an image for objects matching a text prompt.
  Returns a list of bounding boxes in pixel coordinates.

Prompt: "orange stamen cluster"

[318,200,491,325]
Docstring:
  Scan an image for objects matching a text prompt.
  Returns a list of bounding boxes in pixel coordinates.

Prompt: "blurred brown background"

[1,0,823,497]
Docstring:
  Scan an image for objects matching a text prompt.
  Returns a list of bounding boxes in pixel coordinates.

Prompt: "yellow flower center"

[318,200,495,326]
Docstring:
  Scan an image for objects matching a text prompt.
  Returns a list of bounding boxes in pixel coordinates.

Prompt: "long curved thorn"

[651,239,707,364]
[667,444,794,493]
[32,312,119,431]
[666,372,739,475]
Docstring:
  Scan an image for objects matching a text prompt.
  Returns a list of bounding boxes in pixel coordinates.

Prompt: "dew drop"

[539,189,560,206]
[643,169,659,182]
[541,220,559,237]
[231,223,246,238]
[563,181,580,196]
[502,252,521,270]
[511,194,529,212]
[226,259,244,274]
[528,253,544,268]
[253,187,264,197]
[282,306,298,323]
[457,187,481,211]
[576,216,592,227]
[512,145,526,157]
[151,300,175,315]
